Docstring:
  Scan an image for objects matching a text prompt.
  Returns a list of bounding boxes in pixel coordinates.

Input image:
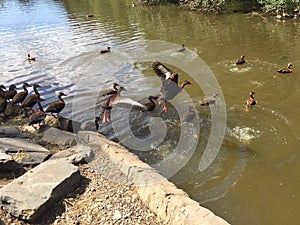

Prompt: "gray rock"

[42,127,77,147]
[50,145,94,165]
[0,126,23,138]
[45,116,81,133]
[0,152,23,171]
[0,138,50,166]
[0,159,80,222]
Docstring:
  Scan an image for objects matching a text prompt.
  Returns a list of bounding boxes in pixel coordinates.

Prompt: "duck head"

[288,63,294,69]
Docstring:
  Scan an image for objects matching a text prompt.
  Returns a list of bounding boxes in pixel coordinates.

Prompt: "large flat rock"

[42,127,77,147]
[0,138,50,166]
[0,159,80,222]
[0,126,23,138]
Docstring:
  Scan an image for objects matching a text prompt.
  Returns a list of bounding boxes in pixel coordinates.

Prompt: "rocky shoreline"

[0,115,165,225]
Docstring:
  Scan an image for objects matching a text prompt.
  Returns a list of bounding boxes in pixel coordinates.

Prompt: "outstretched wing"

[112,96,146,111]
[152,60,174,81]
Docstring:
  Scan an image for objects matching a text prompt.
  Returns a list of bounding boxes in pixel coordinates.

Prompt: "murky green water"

[1,1,300,224]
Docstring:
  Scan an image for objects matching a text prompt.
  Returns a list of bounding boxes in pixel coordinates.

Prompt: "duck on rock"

[152,59,192,112]
[0,85,7,113]
[28,97,46,129]
[45,92,67,117]
[3,84,17,102]
[11,82,31,105]
[21,84,42,112]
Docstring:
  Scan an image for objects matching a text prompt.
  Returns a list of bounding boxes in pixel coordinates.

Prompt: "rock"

[50,145,94,165]
[0,126,23,138]
[0,138,50,166]
[0,159,80,222]
[0,152,23,171]
[113,210,122,220]
[42,127,77,147]
[45,116,81,133]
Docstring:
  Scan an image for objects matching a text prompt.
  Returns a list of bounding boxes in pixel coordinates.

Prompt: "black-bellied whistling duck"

[3,84,17,102]
[102,83,120,96]
[246,91,256,111]
[27,54,36,61]
[11,82,31,105]
[152,59,192,112]
[282,9,291,18]
[178,44,186,52]
[236,55,246,65]
[21,84,42,112]
[100,47,111,54]
[179,106,196,126]
[200,93,219,106]
[45,92,67,117]
[0,85,7,113]
[144,95,159,111]
[277,63,293,73]
[28,98,46,129]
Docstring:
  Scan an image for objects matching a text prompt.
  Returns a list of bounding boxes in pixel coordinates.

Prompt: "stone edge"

[78,131,230,225]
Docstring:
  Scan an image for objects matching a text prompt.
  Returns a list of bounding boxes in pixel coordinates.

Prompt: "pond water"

[1,1,300,224]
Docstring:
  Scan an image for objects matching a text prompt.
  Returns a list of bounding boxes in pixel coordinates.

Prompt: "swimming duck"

[236,55,246,65]
[3,84,17,102]
[102,83,120,96]
[27,54,36,61]
[178,44,186,52]
[277,63,293,73]
[282,9,291,18]
[28,97,46,129]
[100,47,111,54]
[246,91,256,108]
[86,14,94,18]
[45,92,67,117]
[152,59,192,112]
[21,84,42,112]
[11,82,31,105]
[179,106,196,126]
[200,93,219,106]
[144,95,159,111]
[0,85,7,113]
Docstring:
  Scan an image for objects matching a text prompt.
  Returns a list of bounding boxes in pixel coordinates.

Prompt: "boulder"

[0,152,25,179]
[0,159,80,222]
[50,144,94,165]
[45,116,81,133]
[0,138,50,166]
[42,127,77,147]
[0,126,23,138]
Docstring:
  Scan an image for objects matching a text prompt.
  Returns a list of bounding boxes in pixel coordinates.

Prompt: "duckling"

[86,14,94,18]
[277,63,293,73]
[246,91,256,108]
[236,55,246,65]
[200,93,219,106]
[178,44,186,52]
[27,54,36,61]
[100,47,111,54]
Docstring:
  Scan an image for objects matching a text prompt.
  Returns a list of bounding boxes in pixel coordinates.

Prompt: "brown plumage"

[11,82,31,105]
[3,84,17,101]
[144,95,159,111]
[152,59,192,112]
[277,63,293,73]
[246,91,256,107]
[236,55,246,65]
[0,85,7,113]
[180,106,196,126]
[102,83,120,96]
[100,47,111,54]
[21,84,42,111]
[45,92,67,117]
[200,93,219,106]
[178,44,186,52]
[28,98,46,129]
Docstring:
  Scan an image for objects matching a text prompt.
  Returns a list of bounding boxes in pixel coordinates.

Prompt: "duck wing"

[152,60,174,81]
[46,100,65,113]
[112,96,146,111]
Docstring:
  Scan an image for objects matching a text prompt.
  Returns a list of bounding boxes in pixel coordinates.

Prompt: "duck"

[200,93,219,106]
[11,82,31,105]
[102,83,120,96]
[45,92,67,117]
[294,8,299,19]
[100,47,111,54]
[21,84,42,112]
[276,9,282,20]
[27,54,36,61]
[3,84,17,102]
[85,14,94,18]
[152,59,192,112]
[277,63,293,73]
[28,97,46,129]
[178,44,186,52]
[282,9,291,18]
[179,106,196,126]
[246,91,256,108]
[144,95,159,111]
[236,55,246,65]
[0,85,7,113]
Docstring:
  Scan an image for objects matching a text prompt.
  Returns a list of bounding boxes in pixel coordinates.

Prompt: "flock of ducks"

[276,8,300,20]
[0,78,67,129]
